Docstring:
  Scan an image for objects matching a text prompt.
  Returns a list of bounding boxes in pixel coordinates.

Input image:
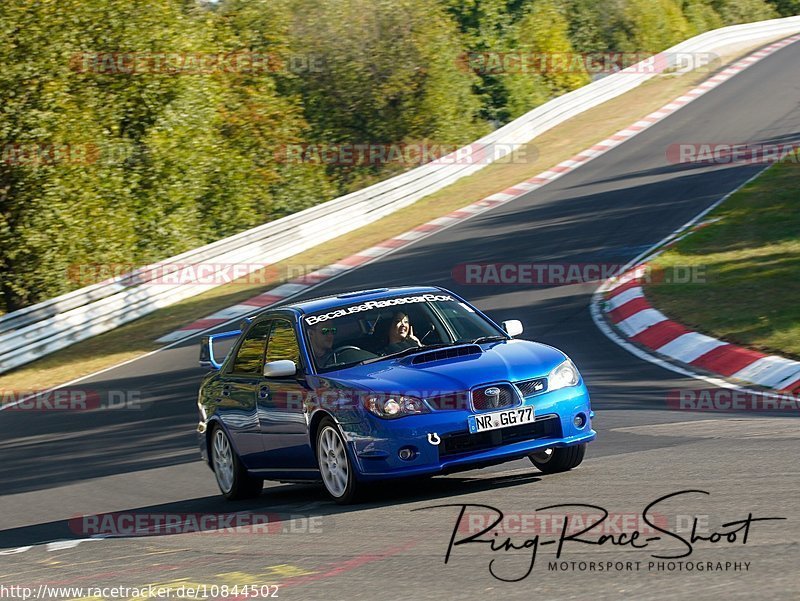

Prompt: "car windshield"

[302,292,505,372]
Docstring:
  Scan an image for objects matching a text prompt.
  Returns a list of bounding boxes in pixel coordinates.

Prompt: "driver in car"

[308,323,336,367]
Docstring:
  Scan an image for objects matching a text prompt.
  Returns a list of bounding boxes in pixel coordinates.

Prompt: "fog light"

[398,446,417,461]
[574,413,586,428]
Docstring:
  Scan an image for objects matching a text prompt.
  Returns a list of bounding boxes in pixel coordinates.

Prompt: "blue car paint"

[197,286,595,483]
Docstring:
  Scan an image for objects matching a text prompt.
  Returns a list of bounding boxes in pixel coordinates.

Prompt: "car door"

[216,320,271,469]
[257,318,317,471]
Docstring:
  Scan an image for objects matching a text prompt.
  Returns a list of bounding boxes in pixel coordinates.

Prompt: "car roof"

[281,285,447,315]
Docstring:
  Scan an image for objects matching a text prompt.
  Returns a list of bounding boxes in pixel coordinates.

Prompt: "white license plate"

[468,406,535,433]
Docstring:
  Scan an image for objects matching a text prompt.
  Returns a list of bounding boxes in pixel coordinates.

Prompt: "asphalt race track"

[2,39,799,601]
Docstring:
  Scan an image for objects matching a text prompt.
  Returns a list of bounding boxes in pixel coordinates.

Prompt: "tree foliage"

[285,0,487,187]
[0,0,795,312]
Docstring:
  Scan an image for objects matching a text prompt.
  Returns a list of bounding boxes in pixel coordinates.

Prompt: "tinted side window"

[231,321,271,374]
[265,320,301,367]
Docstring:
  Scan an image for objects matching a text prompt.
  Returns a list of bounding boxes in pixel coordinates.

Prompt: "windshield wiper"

[467,335,508,345]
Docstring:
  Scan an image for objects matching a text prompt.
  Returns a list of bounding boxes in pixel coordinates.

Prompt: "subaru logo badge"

[485,387,501,407]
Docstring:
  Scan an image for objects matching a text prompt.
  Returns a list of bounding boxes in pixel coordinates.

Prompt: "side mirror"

[199,329,242,369]
[502,319,523,337]
[263,360,297,378]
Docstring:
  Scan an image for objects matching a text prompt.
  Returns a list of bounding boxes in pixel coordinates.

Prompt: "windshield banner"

[304,293,454,325]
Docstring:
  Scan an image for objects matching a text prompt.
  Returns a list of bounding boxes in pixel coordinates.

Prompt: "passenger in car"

[381,311,422,354]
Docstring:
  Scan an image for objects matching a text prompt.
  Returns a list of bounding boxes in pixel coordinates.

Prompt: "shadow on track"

[0,470,544,550]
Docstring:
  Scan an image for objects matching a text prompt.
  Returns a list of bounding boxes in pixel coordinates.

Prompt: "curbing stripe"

[356,246,395,258]
[780,376,800,393]
[602,267,800,391]
[616,308,669,338]
[157,328,206,343]
[631,320,691,350]
[607,297,651,324]
[656,333,728,363]
[336,254,373,267]
[179,318,226,330]
[605,286,644,311]
[731,356,800,387]
[392,230,428,241]
[241,294,284,306]
[606,277,646,298]
[206,305,254,320]
[485,192,516,201]
[600,265,800,392]
[510,181,539,191]
[690,344,766,376]
[266,282,309,296]
[599,253,800,391]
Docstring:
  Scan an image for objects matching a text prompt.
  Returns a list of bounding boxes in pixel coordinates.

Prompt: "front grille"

[439,415,561,458]
[472,383,517,411]
[516,377,548,397]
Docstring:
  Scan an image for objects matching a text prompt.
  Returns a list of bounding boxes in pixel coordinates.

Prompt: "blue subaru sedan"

[196,286,595,503]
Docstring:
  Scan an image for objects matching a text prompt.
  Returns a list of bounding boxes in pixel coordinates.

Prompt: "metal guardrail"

[2,16,799,373]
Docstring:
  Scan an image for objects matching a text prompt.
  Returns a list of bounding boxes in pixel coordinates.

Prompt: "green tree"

[288,0,486,188]
[683,0,725,35]
[563,0,612,53]
[0,0,149,309]
[612,0,693,52]
[0,0,337,311]
[711,0,778,23]
[764,0,800,16]
[3,0,791,314]
[439,0,548,123]
[515,0,590,99]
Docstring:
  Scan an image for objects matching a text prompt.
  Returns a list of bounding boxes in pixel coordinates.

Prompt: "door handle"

[258,385,270,399]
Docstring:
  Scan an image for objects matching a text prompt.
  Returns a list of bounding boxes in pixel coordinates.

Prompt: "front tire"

[211,426,263,500]
[529,444,586,474]
[316,418,361,504]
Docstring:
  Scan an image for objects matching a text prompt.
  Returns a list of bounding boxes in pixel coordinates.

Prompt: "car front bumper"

[342,384,594,480]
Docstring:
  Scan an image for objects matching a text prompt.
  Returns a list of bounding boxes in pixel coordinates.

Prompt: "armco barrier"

[2,16,800,373]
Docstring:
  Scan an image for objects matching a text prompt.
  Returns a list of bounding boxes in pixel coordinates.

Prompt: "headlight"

[548,359,580,391]
[365,395,429,419]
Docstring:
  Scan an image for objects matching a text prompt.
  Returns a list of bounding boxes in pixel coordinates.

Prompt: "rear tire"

[211,426,263,500]
[316,417,362,504]
[529,444,586,474]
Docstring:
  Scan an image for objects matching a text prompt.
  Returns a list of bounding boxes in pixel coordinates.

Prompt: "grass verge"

[646,159,800,359]
[0,39,787,392]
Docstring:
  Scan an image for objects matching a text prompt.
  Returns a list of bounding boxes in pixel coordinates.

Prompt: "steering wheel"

[331,345,363,363]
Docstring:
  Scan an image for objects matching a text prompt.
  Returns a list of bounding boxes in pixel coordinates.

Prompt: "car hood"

[323,339,568,394]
